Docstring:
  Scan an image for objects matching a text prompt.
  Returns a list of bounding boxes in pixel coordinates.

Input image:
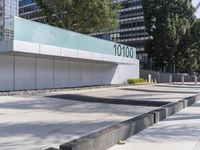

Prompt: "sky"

[192,0,200,18]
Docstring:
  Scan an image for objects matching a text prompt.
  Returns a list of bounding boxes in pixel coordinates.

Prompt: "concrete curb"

[46,94,200,150]
[60,113,154,150]
[150,94,200,124]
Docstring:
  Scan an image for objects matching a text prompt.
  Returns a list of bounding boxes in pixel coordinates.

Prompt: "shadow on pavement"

[47,94,170,107]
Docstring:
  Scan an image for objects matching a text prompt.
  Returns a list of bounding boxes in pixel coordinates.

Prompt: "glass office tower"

[0,0,19,40]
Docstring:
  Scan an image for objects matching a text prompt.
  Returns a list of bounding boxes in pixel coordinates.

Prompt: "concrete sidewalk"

[109,100,200,150]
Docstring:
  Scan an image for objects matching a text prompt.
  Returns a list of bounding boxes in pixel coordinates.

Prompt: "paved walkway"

[0,84,200,150]
[109,100,200,150]
[0,95,156,150]
[49,83,200,103]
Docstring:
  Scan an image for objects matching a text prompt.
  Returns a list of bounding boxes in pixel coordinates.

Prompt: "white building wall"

[69,61,82,87]
[15,56,35,90]
[82,62,93,86]
[93,63,103,85]
[103,64,117,85]
[36,57,54,89]
[0,54,139,91]
[0,55,14,91]
[54,58,69,88]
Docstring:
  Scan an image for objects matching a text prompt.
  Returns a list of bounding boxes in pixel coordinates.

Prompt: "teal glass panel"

[14,17,78,49]
[14,17,136,59]
[77,34,115,55]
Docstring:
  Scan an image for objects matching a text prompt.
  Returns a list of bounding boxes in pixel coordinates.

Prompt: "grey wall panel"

[126,65,131,81]
[129,65,135,78]
[36,57,54,89]
[126,65,132,79]
[0,55,14,91]
[69,61,82,87]
[103,64,117,85]
[82,62,93,86]
[93,63,103,85]
[119,65,126,83]
[102,64,109,85]
[15,56,36,90]
[0,54,139,91]
[54,59,68,88]
[111,64,139,84]
[113,65,123,84]
[110,65,119,84]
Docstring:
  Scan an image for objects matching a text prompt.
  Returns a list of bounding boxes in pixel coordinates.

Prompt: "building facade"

[19,0,39,21]
[0,0,19,40]
[0,17,139,91]
[18,0,149,65]
[0,1,139,91]
[92,0,149,65]
[119,0,149,63]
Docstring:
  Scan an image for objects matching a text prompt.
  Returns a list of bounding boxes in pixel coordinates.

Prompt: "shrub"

[127,78,146,85]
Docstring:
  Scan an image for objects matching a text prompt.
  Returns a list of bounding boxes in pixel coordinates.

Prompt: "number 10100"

[114,44,134,58]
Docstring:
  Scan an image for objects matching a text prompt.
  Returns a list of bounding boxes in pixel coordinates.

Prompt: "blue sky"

[192,0,200,18]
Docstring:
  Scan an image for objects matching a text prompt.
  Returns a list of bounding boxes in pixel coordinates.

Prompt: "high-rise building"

[19,0,149,64]
[92,0,149,65]
[0,0,19,40]
[19,0,39,21]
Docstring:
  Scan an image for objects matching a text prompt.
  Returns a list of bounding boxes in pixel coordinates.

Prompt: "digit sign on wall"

[114,44,135,59]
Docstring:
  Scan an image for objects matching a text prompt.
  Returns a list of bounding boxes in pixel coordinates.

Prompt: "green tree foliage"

[142,0,199,73]
[35,0,120,33]
[178,19,200,73]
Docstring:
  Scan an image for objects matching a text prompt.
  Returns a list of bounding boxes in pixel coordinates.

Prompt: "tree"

[35,0,120,33]
[178,19,200,73]
[142,0,196,72]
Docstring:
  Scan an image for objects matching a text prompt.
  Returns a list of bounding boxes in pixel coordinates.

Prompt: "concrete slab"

[0,84,200,150]
[108,101,200,150]
[0,95,156,150]
[51,84,200,103]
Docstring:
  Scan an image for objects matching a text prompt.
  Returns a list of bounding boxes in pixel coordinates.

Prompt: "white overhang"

[0,40,139,65]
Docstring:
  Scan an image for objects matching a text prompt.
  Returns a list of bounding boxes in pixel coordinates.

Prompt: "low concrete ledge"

[47,94,200,150]
[60,113,154,150]
[150,94,200,124]
[164,101,184,116]
[148,102,182,124]
[150,108,167,123]
[181,95,199,107]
